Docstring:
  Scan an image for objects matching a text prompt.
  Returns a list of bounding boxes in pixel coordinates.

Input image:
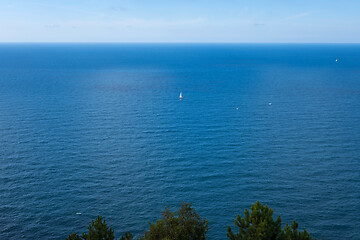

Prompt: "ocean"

[0,43,359,239]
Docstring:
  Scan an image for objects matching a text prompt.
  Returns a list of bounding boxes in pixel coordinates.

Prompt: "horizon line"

[0,42,359,44]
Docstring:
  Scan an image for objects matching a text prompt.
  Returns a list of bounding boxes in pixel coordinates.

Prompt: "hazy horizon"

[1,42,360,44]
[1,0,359,43]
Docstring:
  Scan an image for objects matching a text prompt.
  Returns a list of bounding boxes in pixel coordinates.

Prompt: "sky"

[0,0,359,43]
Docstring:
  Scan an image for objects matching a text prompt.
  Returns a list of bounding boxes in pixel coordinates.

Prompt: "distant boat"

[179,92,183,99]
[335,59,338,62]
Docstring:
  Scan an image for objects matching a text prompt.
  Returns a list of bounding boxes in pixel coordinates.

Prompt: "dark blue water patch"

[0,44,360,239]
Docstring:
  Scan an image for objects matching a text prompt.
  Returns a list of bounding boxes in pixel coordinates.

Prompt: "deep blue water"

[0,44,360,239]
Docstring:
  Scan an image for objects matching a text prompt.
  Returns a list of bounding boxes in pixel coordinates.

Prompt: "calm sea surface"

[0,44,359,239]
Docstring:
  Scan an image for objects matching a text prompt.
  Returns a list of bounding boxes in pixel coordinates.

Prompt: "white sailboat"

[179,92,183,99]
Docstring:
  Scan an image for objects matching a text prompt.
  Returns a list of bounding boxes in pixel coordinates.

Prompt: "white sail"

[179,92,183,99]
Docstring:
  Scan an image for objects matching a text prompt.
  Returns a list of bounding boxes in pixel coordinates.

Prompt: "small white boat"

[179,92,183,99]
[335,59,338,62]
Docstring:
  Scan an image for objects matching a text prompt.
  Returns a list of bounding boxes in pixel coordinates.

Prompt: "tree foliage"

[281,221,313,240]
[67,233,82,240]
[141,202,208,240]
[227,201,316,240]
[83,215,115,240]
[67,201,318,240]
[66,215,132,240]
[120,232,134,240]
[227,201,281,240]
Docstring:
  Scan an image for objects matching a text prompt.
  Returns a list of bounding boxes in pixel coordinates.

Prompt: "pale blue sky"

[1,0,359,43]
